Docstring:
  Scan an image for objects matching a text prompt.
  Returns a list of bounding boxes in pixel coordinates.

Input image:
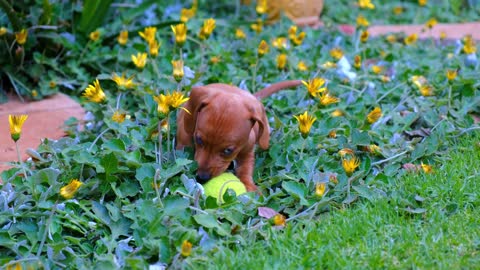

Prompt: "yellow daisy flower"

[112,73,136,89]
[131,52,147,69]
[83,79,106,103]
[139,26,157,44]
[171,60,184,82]
[315,182,326,197]
[342,156,360,176]
[171,23,187,46]
[294,111,317,138]
[181,240,192,257]
[367,107,382,124]
[302,78,326,98]
[8,114,28,142]
[15,29,28,45]
[276,53,287,70]
[60,179,83,199]
[258,40,269,56]
[89,30,100,41]
[117,30,128,45]
[198,18,216,40]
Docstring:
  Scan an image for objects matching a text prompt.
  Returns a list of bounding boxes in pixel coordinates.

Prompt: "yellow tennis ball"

[203,173,247,203]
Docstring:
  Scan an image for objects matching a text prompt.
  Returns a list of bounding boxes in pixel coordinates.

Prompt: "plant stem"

[36,202,58,257]
[251,55,259,92]
[15,141,28,181]
[0,0,21,31]
[157,120,163,167]
[166,113,171,159]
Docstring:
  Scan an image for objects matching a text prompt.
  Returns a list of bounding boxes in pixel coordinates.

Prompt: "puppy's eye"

[223,147,234,156]
[195,135,203,146]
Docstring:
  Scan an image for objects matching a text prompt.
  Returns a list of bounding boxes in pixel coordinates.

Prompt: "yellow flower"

[112,111,126,123]
[83,79,106,103]
[354,55,362,69]
[198,18,216,40]
[425,18,437,29]
[330,47,343,60]
[288,25,298,40]
[342,156,360,176]
[256,0,267,14]
[210,56,221,64]
[291,32,306,46]
[15,29,28,45]
[153,91,190,115]
[404,33,418,45]
[250,19,263,34]
[386,34,397,43]
[49,81,57,88]
[181,240,192,257]
[393,6,404,15]
[331,109,343,117]
[0,27,7,36]
[302,78,326,98]
[446,69,457,81]
[112,73,136,89]
[272,37,288,50]
[440,31,447,40]
[360,30,369,43]
[273,214,286,227]
[319,91,339,106]
[89,30,100,42]
[235,28,246,39]
[32,90,38,97]
[60,179,83,199]
[171,23,187,46]
[411,75,427,88]
[154,94,170,115]
[371,65,382,74]
[171,60,184,82]
[368,144,382,155]
[180,7,196,22]
[294,111,317,138]
[421,162,433,173]
[356,15,369,27]
[358,0,375,9]
[322,61,337,69]
[463,35,476,54]
[131,52,147,69]
[169,91,190,109]
[118,30,128,45]
[8,114,28,142]
[418,0,427,6]
[367,107,382,124]
[149,39,160,57]
[297,61,308,71]
[419,85,434,96]
[315,182,326,197]
[139,26,157,44]
[328,130,336,138]
[258,40,269,56]
[276,53,287,70]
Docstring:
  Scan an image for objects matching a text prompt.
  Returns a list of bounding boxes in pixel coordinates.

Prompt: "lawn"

[199,133,480,269]
[1,0,479,269]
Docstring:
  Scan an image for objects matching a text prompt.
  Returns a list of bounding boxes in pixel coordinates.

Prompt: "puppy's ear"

[250,101,270,150]
[183,86,211,135]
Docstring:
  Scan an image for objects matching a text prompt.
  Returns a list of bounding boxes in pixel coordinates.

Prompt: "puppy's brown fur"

[176,80,301,191]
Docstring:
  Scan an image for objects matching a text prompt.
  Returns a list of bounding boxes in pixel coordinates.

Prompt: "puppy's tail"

[253,80,302,99]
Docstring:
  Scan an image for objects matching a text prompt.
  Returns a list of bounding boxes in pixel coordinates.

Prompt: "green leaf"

[282,181,309,206]
[351,129,371,146]
[164,196,190,216]
[103,139,126,152]
[100,153,119,181]
[193,213,229,236]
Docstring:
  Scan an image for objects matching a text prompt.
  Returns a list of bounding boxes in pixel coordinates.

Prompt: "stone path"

[0,94,84,172]
[0,21,478,173]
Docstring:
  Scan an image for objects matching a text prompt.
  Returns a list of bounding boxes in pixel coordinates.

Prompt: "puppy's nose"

[196,172,211,184]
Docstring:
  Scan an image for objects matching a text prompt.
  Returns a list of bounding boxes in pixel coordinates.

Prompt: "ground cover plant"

[1,0,480,269]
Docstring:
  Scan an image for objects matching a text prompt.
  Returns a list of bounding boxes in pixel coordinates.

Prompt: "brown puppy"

[176,80,301,191]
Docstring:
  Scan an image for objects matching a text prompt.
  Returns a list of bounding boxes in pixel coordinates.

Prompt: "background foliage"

[1,0,480,269]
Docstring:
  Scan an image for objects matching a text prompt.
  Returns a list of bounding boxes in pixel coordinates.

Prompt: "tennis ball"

[203,173,247,203]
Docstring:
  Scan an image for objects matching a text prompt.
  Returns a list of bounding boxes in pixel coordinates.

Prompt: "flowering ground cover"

[1,0,480,269]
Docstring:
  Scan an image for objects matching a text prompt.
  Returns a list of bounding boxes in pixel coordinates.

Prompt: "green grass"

[192,134,480,269]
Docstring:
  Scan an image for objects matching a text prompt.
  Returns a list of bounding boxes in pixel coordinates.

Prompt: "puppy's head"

[182,86,270,182]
